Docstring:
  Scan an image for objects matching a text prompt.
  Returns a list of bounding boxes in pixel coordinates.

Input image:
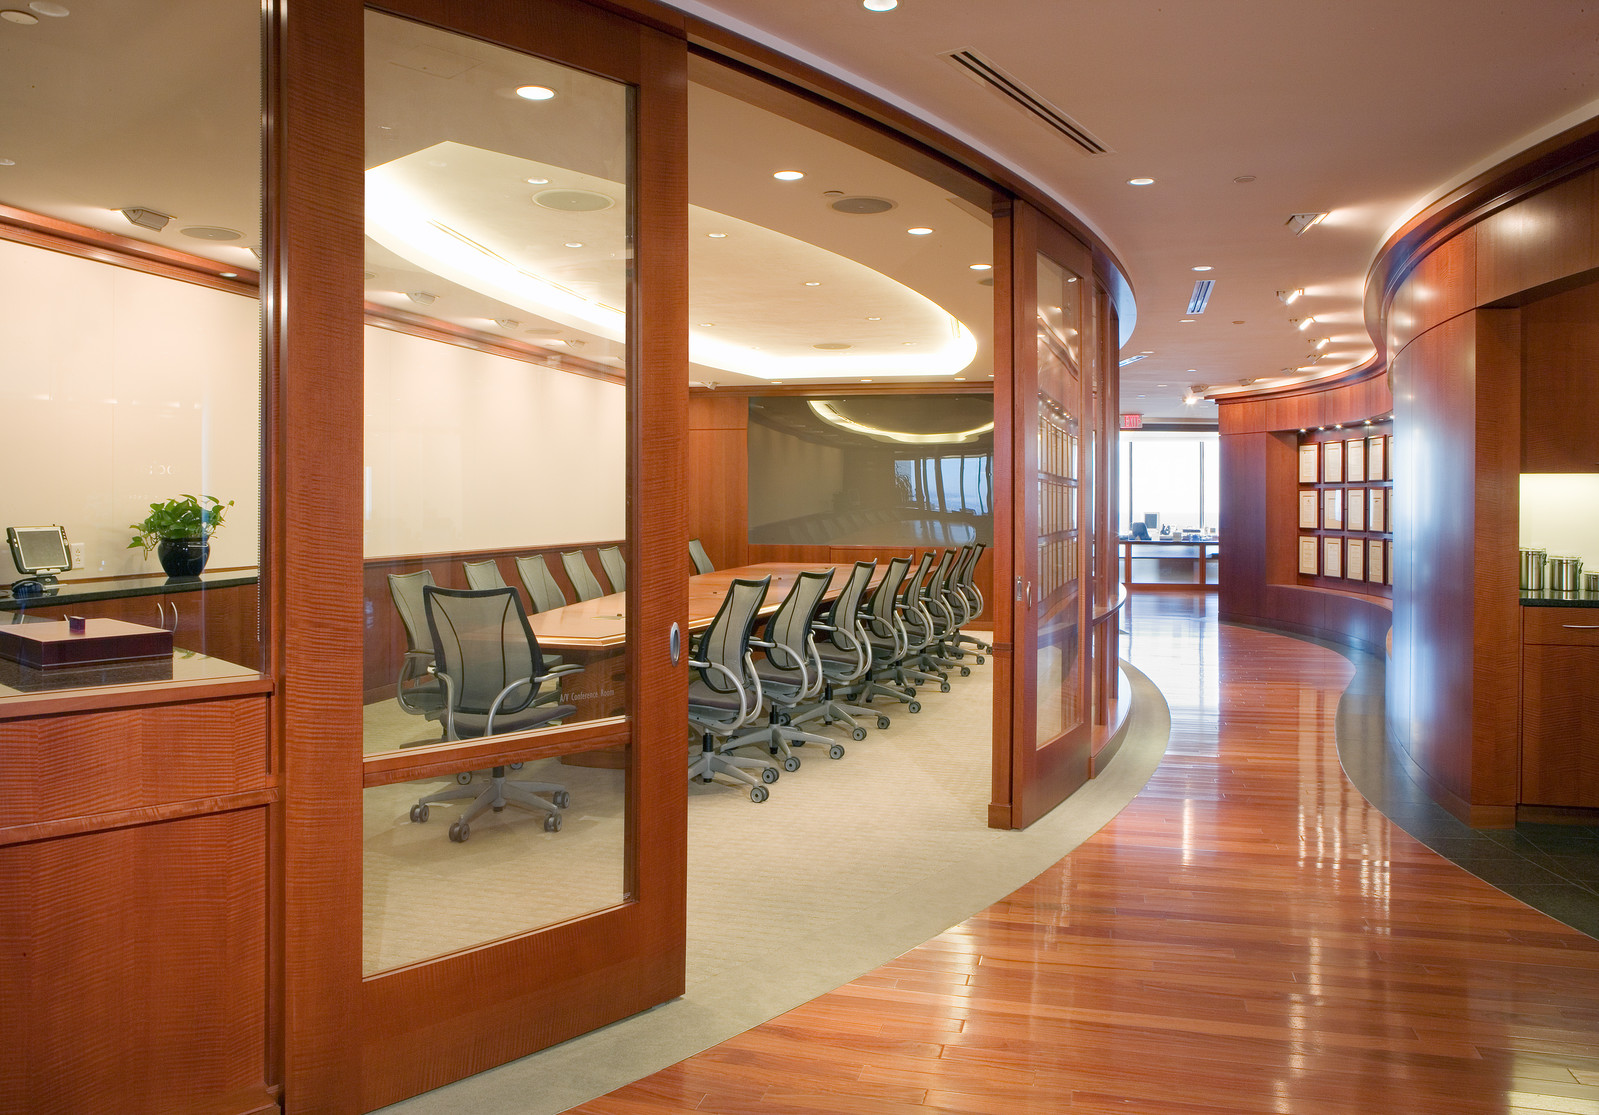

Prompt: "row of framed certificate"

[1300,536,1392,583]
[1298,487,1389,532]
[1299,433,1389,483]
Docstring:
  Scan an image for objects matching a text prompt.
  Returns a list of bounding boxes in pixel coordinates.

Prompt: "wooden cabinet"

[1521,281,1599,472]
[9,581,260,668]
[1521,608,1599,806]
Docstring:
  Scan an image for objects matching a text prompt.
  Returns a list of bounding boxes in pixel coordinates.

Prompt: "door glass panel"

[360,11,631,973]
[0,1,263,696]
[1034,254,1081,748]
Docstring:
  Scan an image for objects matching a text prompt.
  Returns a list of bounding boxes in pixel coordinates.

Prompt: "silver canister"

[1549,554,1584,592]
[1520,547,1547,591]
[1584,571,1599,595]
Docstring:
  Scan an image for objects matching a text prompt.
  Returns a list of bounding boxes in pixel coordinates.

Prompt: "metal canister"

[1584,571,1599,595]
[1549,554,1584,592]
[1520,547,1547,590]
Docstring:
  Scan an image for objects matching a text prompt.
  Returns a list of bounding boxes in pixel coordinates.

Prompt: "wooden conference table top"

[527,562,881,652]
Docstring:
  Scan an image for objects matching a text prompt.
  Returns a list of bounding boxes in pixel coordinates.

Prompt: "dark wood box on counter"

[0,617,173,670]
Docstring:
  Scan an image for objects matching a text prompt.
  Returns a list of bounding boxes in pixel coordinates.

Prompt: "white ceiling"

[668,0,1599,418]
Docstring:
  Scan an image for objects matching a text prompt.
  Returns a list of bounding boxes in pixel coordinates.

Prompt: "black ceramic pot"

[157,536,209,578]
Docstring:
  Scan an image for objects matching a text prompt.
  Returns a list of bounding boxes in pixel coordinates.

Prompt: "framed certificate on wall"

[1346,488,1365,532]
[1323,488,1344,529]
[1299,536,1319,575]
[1369,488,1386,532]
[1368,434,1386,480]
[1347,539,1365,581]
[1298,443,1319,483]
[1323,439,1344,483]
[1368,540,1385,584]
[1299,491,1319,529]
[1323,537,1342,578]
[1346,438,1365,482]
[1387,540,1394,584]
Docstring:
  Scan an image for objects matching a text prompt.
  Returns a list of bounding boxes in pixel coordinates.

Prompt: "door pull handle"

[669,621,682,665]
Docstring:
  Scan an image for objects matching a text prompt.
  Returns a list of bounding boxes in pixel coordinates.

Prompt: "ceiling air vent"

[830,196,896,215]
[1186,279,1214,315]
[942,49,1110,156]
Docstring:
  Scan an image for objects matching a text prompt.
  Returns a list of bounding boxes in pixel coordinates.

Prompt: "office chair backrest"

[863,556,911,631]
[958,542,986,607]
[462,559,507,591]
[900,552,932,607]
[823,560,876,651]
[928,549,956,601]
[423,585,549,723]
[762,568,833,672]
[388,569,437,655]
[689,537,715,575]
[561,549,607,602]
[694,576,770,693]
[515,554,568,614]
[597,544,626,593]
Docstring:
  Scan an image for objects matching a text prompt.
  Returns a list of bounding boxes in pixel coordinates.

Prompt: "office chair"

[725,568,846,766]
[597,544,626,593]
[515,553,569,614]
[687,575,779,802]
[894,552,949,692]
[839,555,921,713]
[790,560,883,736]
[462,558,507,591]
[387,569,443,718]
[689,537,715,575]
[561,549,607,602]
[951,542,990,659]
[913,548,967,684]
[408,585,582,843]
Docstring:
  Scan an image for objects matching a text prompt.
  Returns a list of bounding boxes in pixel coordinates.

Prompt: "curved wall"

[1217,375,1393,657]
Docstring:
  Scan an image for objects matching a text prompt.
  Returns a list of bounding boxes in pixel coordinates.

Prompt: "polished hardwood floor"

[574,591,1599,1114]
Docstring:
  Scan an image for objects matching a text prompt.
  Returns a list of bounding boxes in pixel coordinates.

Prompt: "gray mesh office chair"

[462,558,507,591]
[409,585,582,843]
[894,551,948,691]
[561,549,607,602]
[515,553,569,614]
[687,575,777,801]
[839,555,921,713]
[726,568,846,765]
[790,560,883,735]
[387,569,443,718]
[689,537,715,575]
[951,542,990,659]
[597,544,626,593]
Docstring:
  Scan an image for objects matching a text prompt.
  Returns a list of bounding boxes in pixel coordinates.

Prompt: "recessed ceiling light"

[1157,383,1168,387]
[860,378,874,382]
[1297,316,1316,331]
[515,85,556,101]
[1286,212,1328,235]
[181,226,242,241]
[1191,265,1213,272]
[29,1,69,14]
[1127,177,1155,186]
[524,176,549,185]
[970,263,992,271]
[773,170,805,181]
[0,158,13,166]
[1180,318,1196,323]
[863,0,897,9]
[564,241,583,248]
[866,316,882,321]
[533,188,613,212]
[219,272,238,279]
[1233,175,1257,184]
[698,322,715,327]
[1277,288,1304,304]
[495,318,520,330]
[0,10,39,24]
[707,232,727,238]
[902,341,916,346]
[907,227,934,235]
[803,281,821,286]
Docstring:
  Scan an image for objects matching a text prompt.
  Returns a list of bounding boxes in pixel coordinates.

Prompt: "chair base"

[413,766,567,841]
[688,738,778,802]
[727,720,840,765]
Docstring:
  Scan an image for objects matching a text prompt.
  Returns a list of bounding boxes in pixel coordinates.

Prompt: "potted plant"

[129,494,233,578]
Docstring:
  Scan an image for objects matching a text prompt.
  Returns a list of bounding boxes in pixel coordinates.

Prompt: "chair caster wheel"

[761,766,780,784]
[852,726,867,742]
[877,716,891,730]
[776,711,791,725]
[552,790,571,808]
[448,821,470,843]
[960,666,971,677]
[908,700,922,714]
[750,785,769,803]
[410,803,429,823]
[544,812,562,833]
[829,743,847,760]
[940,681,952,693]
[783,755,801,773]
[455,771,473,786]
[977,655,986,665]
[510,761,524,770]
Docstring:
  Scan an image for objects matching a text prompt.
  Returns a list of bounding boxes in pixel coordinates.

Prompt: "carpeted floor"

[371,661,1171,1115]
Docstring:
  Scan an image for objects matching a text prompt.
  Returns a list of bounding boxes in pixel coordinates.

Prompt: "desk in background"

[1118,538,1220,587]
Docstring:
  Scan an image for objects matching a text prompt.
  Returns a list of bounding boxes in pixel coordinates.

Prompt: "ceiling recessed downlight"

[0,10,40,24]
[1191,265,1213,272]
[863,0,897,9]
[907,227,934,235]
[773,170,805,181]
[969,263,992,271]
[803,281,821,287]
[1128,177,1155,186]
[533,188,613,212]
[830,195,896,214]
[814,343,853,350]
[515,85,556,101]
[180,226,242,241]
[706,231,727,238]
[524,176,549,185]
[28,1,67,14]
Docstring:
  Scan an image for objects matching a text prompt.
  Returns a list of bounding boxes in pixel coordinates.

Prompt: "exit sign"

[1120,413,1144,429]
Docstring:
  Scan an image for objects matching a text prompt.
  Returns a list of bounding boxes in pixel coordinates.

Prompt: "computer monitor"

[1143,512,1159,530]
[7,525,71,596]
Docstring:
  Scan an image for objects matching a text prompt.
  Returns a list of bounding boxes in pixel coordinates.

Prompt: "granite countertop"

[1520,588,1599,608]
[0,569,258,610]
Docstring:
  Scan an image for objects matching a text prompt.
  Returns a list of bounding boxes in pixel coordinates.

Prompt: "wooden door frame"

[270,2,689,1110]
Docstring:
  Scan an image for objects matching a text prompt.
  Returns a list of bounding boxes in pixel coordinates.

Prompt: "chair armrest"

[689,657,752,723]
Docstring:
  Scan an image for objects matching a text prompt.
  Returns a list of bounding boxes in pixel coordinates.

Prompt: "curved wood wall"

[1217,375,1393,657]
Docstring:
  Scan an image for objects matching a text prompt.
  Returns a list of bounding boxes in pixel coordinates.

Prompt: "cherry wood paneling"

[1477,168,1599,307]
[688,394,750,571]
[1390,229,1477,357]
[1217,375,1392,435]
[0,809,270,1115]
[1521,278,1599,471]
[1521,643,1599,806]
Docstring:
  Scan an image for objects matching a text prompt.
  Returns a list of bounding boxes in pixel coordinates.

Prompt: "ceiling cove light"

[773,170,805,181]
[809,400,993,446]
[1286,211,1328,235]
[515,85,556,101]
